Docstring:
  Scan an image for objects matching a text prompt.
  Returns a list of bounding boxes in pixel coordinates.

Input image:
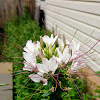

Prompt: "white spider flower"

[29,72,47,85]
[42,34,58,46]
[37,56,58,74]
[56,46,71,65]
[23,40,40,56]
[23,52,36,71]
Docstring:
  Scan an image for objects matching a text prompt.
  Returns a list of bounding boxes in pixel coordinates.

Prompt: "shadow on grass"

[0,28,5,62]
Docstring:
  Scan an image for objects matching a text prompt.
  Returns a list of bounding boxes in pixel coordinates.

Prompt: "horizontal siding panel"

[45,16,100,65]
[86,59,100,72]
[46,20,100,71]
[45,10,100,53]
[46,1,100,15]
[45,10,100,40]
[46,5,100,29]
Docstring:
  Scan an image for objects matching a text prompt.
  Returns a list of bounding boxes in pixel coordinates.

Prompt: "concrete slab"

[0,62,12,100]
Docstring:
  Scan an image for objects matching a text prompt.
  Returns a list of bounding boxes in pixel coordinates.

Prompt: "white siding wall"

[36,0,100,71]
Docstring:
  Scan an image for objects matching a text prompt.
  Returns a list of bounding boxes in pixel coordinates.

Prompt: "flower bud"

[40,36,43,49]
[69,49,72,56]
[49,44,52,55]
[62,34,66,48]
[40,48,44,59]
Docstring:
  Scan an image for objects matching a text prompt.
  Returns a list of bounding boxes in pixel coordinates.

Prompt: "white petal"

[23,40,40,56]
[24,40,34,53]
[56,57,62,65]
[23,61,35,71]
[51,35,58,46]
[76,41,80,51]
[29,74,41,82]
[51,34,53,38]
[63,46,70,64]
[42,58,50,72]
[23,52,36,66]
[37,63,48,73]
[58,38,64,51]
[51,56,62,65]
[37,64,45,73]
[49,56,58,72]
[42,34,58,46]
[56,48,63,59]
[23,47,30,53]
[42,35,50,45]
[36,41,40,48]
[29,73,47,85]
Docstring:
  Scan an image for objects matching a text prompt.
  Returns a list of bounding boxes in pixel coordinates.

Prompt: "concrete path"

[0,62,12,100]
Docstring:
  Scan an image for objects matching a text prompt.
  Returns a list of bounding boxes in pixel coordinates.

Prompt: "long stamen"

[2,55,24,67]
[70,75,82,99]
[17,33,26,45]
[0,33,23,52]
[12,71,32,76]
[53,77,72,100]
[42,18,47,35]
[4,48,22,57]
[57,67,61,82]
[12,35,24,47]
[28,84,43,100]
[73,40,100,61]
[70,29,78,44]
[17,78,31,97]
[2,53,23,59]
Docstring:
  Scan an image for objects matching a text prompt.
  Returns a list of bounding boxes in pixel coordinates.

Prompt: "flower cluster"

[23,34,86,85]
